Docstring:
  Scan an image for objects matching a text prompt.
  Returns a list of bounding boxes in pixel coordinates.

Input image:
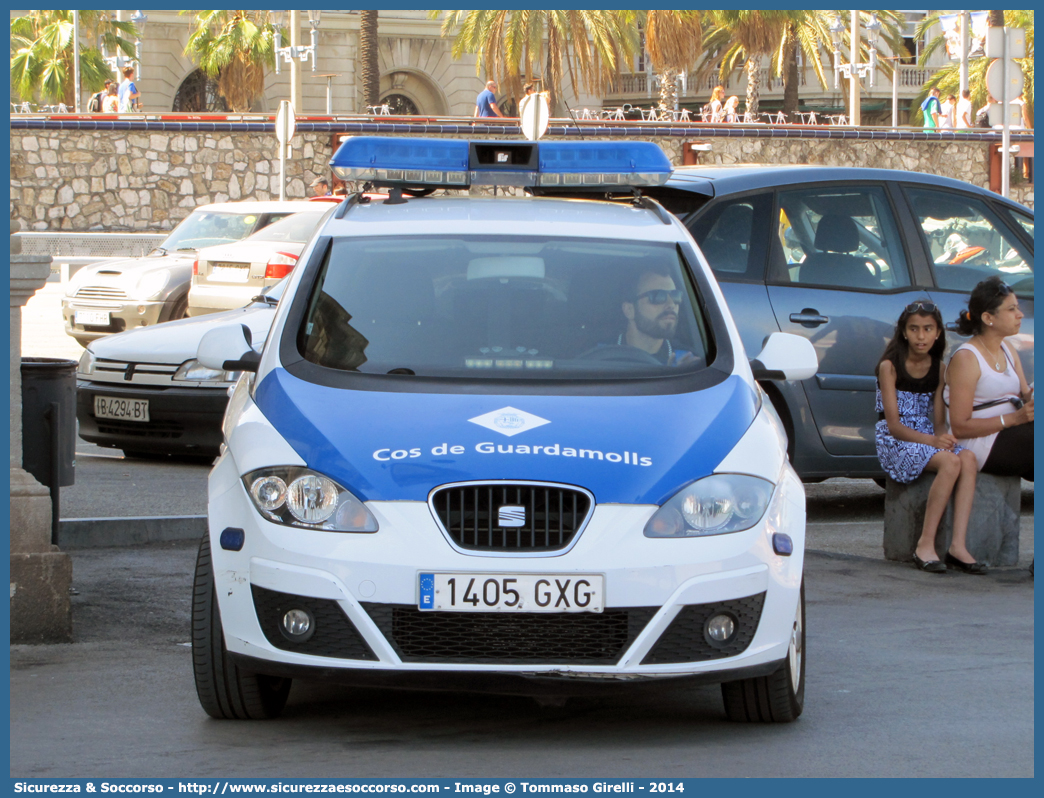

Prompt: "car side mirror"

[750,332,818,381]
[197,324,261,373]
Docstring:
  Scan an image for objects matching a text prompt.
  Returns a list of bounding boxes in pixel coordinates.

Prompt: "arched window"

[382,93,419,116]
[172,69,229,113]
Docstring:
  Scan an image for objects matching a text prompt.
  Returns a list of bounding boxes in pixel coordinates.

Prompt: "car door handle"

[789,311,829,327]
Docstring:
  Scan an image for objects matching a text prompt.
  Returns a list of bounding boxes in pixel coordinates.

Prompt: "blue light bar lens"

[539,141,672,175]
[330,137,470,186]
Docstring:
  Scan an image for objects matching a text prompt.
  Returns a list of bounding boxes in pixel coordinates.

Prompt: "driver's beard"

[634,309,677,340]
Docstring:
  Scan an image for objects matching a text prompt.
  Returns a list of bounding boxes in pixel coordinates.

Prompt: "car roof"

[667,164,1029,209]
[326,196,684,242]
[193,200,330,214]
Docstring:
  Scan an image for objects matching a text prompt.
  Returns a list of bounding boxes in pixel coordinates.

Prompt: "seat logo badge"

[468,406,550,437]
[498,505,526,527]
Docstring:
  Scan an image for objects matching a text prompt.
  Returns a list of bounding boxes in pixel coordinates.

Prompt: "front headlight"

[173,358,239,383]
[241,467,379,533]
[135,269,170,300]
[644,474,775,537]
[78,348,97,376]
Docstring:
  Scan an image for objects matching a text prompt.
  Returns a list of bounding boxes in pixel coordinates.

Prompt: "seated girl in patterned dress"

[875,301,981,574]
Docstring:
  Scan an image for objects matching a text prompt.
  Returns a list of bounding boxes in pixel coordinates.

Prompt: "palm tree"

[181,11,278,113]
[432,10,638,111]
[10,10,138,107]
[913,10,1033,125]
[701,11,795,118]
[773,11,906,119]
[637,10,704,112]
[359,10,380,108]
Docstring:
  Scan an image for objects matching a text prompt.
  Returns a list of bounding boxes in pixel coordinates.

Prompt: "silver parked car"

[187,204,333,316]
[62,201,321,346]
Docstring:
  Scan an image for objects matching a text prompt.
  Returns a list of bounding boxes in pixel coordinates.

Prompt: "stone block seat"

[883,472,1022,567]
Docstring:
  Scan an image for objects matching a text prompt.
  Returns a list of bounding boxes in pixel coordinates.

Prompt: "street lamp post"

[273,10,322,75]
[830,12,881,126]
[72,10,81,112]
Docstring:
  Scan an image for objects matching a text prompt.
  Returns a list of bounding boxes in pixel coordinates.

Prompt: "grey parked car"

[646,165,1033,481]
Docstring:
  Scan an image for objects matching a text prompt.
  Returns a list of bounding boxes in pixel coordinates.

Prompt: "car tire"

[192,533,291,720]
[721,579,804,723]
[169,294,190,322]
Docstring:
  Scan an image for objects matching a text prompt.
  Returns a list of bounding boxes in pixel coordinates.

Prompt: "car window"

[298,235,714,379]
[904,187,1033,297]
[1008,208,1034,240]
[161,211,266,251]
[246,212,326,244]
[772,186,911,291]
[688,193,771,280]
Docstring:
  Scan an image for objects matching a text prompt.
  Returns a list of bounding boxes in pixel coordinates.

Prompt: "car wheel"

[192,533,291,720]
[169,294,190,321]
[721,579,804,723]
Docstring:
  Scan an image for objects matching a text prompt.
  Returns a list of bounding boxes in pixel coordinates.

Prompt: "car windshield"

[297,235,714,380]
[160,211,267,251]
[245,212,326,244]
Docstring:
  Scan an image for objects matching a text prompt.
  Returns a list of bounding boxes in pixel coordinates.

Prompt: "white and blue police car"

[192,137,819,722]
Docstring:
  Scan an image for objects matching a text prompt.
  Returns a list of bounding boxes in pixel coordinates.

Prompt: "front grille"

[251,585,378,660]
[431,483,592,552]
[93,417,184,439]
[94,361,179,385]
[362,603,657,665]
[76,285,128,301]
[641,593,766,664]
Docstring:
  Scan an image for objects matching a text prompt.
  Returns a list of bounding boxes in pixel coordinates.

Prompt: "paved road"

[10,543,1033,778]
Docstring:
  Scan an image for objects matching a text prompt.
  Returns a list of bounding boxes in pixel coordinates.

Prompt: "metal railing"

[13,232,167,258]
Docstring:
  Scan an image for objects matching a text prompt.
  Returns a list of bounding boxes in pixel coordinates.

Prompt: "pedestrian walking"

[102,83,119,113]
[921,87,942,129]
[118,66,140,112]
[875,300,979,573]
[939,94,956,129]
[955,89,973,128]
[474,80,505,118]
[87,79,113,113]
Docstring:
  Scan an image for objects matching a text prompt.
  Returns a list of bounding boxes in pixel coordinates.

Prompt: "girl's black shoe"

[913,553,947,573]
[945,552,988,575]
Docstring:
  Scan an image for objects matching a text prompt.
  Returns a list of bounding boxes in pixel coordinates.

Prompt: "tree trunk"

[658,67,677,111]
[359,10,380,108]
[781,29,799,118]
[987,10,1004,27]
[745,55,760,118]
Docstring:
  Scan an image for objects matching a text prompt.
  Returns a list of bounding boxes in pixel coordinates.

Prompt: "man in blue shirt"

[921,87,942,129]
[117,66,140,112]
[474,80,505,118]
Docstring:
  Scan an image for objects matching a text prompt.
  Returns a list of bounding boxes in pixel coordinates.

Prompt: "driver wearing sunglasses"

[617,269,695,366]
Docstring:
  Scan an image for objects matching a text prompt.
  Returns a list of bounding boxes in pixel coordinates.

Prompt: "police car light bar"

[330,137,673,190]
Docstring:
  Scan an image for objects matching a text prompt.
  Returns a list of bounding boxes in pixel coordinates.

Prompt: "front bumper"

[62,297,173,344]
[207,451,806,682]
[77,379,230,454]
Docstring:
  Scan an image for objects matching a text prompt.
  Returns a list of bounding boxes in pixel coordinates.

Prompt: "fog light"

[137,305,146,314]
[772,532,794,556]
[219,527,244,551]
[281,608,314,642]
[705,613,736,644]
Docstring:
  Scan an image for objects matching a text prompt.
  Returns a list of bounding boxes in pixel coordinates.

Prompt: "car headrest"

[814,214,860,253]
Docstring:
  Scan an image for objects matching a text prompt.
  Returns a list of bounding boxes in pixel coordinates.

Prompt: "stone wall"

[10,128,1033,232]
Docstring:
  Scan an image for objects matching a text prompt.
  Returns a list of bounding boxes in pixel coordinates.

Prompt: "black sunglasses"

[636,289,684,305]
[905,301,937,314]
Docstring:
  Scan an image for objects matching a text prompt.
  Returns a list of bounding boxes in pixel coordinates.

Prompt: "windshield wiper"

[149,247,168,256]
[250,294,279,306]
